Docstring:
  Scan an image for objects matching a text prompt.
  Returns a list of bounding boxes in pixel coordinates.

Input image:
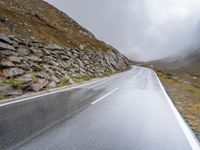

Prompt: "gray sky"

[46,0,200,61]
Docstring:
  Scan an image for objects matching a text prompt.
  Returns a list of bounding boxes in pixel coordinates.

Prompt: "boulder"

[46,44,62,50]
[52,76,60,83]
[30,47,43,57]
[48,81,56,88]
[68,77,75,84]
[0,83,23,96]
[17,48,30,56]
[25,79,49,92]
[77,59,85,68]
[0,60,15,68]
[16,63,30,71]
[30,63,43,71]
[19,74,33,83]
[0,41,15,51]
[28,56,43,63]
[0,33,12,44]
[60,55,70,60]
[79,44,84,50]
[6,56,22,63]
[0,68,25,78]
[49,60,59,66]
[43,49,51,55]
[0,50,18,56]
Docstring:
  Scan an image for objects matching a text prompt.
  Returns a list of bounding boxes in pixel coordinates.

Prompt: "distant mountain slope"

[149,49,200,75]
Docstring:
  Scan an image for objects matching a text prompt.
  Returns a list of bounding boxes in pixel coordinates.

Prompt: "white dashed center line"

[91,87,120,105]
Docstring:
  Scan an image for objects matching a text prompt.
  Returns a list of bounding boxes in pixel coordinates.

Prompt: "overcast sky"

[46,0,200,61]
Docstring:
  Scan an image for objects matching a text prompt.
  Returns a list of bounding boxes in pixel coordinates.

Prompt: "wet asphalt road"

[17,66,199,150]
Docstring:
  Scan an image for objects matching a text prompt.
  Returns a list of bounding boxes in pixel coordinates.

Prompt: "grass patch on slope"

[156,69,200,135]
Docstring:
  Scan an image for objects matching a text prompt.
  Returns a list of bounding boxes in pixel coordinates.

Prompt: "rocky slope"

[149,48,200,76]
[0,0,130,100]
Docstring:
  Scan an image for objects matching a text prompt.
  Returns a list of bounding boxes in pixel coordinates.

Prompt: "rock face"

[0,0,131,99]
[0,34,130,99]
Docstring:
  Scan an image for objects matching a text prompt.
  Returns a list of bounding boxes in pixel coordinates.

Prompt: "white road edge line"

[91,87,120,105]
[154,72,200,150]
[0,78,108,107]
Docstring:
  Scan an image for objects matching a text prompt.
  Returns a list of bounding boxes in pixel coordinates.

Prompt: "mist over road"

[18,66,199,150]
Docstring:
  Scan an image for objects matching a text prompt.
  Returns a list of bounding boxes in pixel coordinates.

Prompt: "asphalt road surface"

[17,66,200,150]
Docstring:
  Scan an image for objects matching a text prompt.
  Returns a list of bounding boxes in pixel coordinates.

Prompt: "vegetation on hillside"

[156,69,200,139]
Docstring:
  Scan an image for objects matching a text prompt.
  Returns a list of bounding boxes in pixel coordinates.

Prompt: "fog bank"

[46,0,200,61]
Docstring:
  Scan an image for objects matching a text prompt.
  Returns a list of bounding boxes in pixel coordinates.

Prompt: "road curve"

[17,66,200,150]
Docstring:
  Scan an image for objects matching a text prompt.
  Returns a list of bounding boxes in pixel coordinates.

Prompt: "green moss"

[32,75,38,83]
[72,76,91,83]
[3,78,25,88]
[56,77,70,87]
[0,96,6,100]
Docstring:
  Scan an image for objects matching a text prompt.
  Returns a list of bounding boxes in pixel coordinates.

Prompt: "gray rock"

[0,33,12,44]
[65,51,72,57]
[46,44,63,50]
[0,60,15,68]
[43,65,54,74]
[0,33,130,98]
[0,83,23,96]
[0,41,15,51]
[36,72,50,80]
[19,74,33,83]
[48,81,56,88]
[25,79,49,92]
[28,56,43,63]
[16,63,30,71]
[79,44,84,50]
[54,50,66,55]
[0,15,5,22]
[47,55,57,61]
[1,68,25,78]
[68,77,75,84]
[49,50,57,55]
[30,47,43,57]
[83,60,89,65]
[55,71,62,77]
[60,70,68,75]
[71,49,79,54]
[72,64,80,69]
[52,76,60,83]
[82,55,89,60]
[43,49,51,55]
[17,48,30,56]
[7,56,22,63]
[0,50,18,56]
[49,60,59,66]
[60,55,70,60]
[30,63,43,71]
[65,59,74,67]
[77,59,85,68]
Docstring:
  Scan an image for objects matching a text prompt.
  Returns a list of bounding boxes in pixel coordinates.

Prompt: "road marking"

[154,72,200,150]
[91,87,120,105]
[0,78,109,107]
